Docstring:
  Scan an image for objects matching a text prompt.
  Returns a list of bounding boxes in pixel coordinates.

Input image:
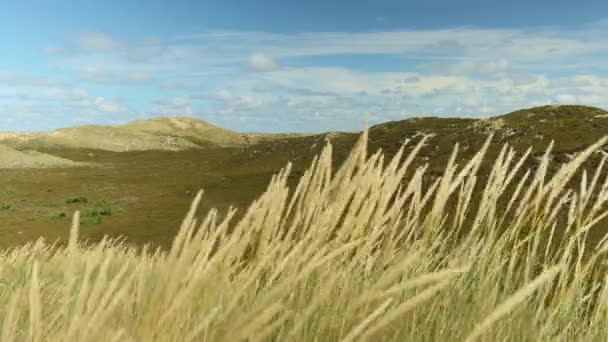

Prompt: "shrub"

[98,208,112,216]
[79,210,101,224]
[94,199,119,216]
[94,199,112,207]
[0,203,15,211]
[49,212,67,220]
[65,197,88,204]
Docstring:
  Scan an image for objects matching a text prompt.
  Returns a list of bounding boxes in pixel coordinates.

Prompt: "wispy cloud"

[172,26,608,69]
[244,53,279,72]
[150,97,193,116]
[158,81,201,91]
[76,31,122,53]
[93,97,128,113]
[76,67,153,84]
[4,20,608,133]
[0,70,66,87]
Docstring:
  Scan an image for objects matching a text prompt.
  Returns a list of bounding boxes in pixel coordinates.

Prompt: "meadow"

[2,126,608,340]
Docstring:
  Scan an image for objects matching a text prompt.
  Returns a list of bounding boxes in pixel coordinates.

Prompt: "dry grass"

[1,126,608,341]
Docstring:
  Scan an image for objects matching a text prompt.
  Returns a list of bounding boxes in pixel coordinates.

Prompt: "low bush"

[65,197,88,204]
[0,203,15,211]
[48,212,66,220]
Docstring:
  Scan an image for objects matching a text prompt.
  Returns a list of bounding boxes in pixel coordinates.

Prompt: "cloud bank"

[2,21,608,133]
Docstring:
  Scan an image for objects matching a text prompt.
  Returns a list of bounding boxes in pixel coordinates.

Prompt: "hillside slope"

[0,105,607,158]
[215,105,608,180]
[0,145,93,169]
[0,117,316,152]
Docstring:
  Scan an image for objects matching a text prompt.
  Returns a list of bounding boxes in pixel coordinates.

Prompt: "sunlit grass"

[1,127,608,340]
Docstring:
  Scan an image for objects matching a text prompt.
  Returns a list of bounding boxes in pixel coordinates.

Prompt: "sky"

[1,1,608,133]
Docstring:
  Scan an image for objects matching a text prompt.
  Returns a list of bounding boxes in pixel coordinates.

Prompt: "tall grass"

[1,127,608,340]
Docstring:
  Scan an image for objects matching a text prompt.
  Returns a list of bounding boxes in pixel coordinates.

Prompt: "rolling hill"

[0,116,316,152]
[1,104,608,253]
[0,144,93,169]
[1,104,607,172]
[3,104,605,157]
[215,105,608,172]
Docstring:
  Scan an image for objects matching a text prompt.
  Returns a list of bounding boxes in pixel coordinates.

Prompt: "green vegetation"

[79,209,102,225]
[94,199,121,215]
[98,208,112,216]
[0,188,17,196]
[1,126,608,340]
[0,203,15,211]
[50,203,111,224]
[94,199,112,207]
[65,197,88,204]
[48,212,66,220]
[3,105,608,255]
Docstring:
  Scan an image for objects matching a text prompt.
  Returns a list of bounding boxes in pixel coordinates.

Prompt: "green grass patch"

[79,209,103,224]
[94,199,124,214]
[48,212,66,220]
[65,197,88,204]
[0,203,15,211]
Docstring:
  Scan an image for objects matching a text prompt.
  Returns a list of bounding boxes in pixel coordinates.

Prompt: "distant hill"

[0,105,607,159]
[0,144,92,169]
[211,105,608,179]
[0,116,316,152]
[354,105,608,152]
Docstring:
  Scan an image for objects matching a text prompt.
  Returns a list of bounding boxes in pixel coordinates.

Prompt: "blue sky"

[1,1,608,133]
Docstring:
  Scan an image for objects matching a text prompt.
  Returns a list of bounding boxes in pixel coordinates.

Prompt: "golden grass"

[1,126,608,340]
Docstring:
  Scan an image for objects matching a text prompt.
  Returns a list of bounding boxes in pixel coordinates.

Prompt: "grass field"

[5,106,608,257]
[1,126,608,340]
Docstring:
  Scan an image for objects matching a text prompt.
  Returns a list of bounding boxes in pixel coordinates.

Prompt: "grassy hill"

[6,121,608,340]
[1,104,608,253]
[0,116,316,152]
[0,145,93,169]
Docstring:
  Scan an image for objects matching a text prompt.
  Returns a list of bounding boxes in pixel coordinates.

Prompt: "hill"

[3,104,608,257]
[214,105,608,186]
[4,105,605,157]
[0,144,93,169]
[0,116,316,152]
[1,104,607,174]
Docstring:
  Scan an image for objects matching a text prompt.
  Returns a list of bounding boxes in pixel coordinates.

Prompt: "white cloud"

[126,44,167,62]
[159,81,200,91]
[0,82,135,131]
[78,67,115,83]
[150,97,193,116]
[460,95,483,108]
[173,97,190,106]
[94,97,127,113]
[420,59,511,77]
[6,86,89,105]
[72,88,89,100]
[202,89,264,115]
[173,27,608,70]
[245,53,279,72]
[76,31,122,53]
[253,67,464,96]
[53,24,608,87]
[0,70,65,87]
[43,46,64,55]
[194,68,608,132]
[76,67,153,84]
[20,22,608,133]
[125,72,153,82]
[555,94,577,103]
